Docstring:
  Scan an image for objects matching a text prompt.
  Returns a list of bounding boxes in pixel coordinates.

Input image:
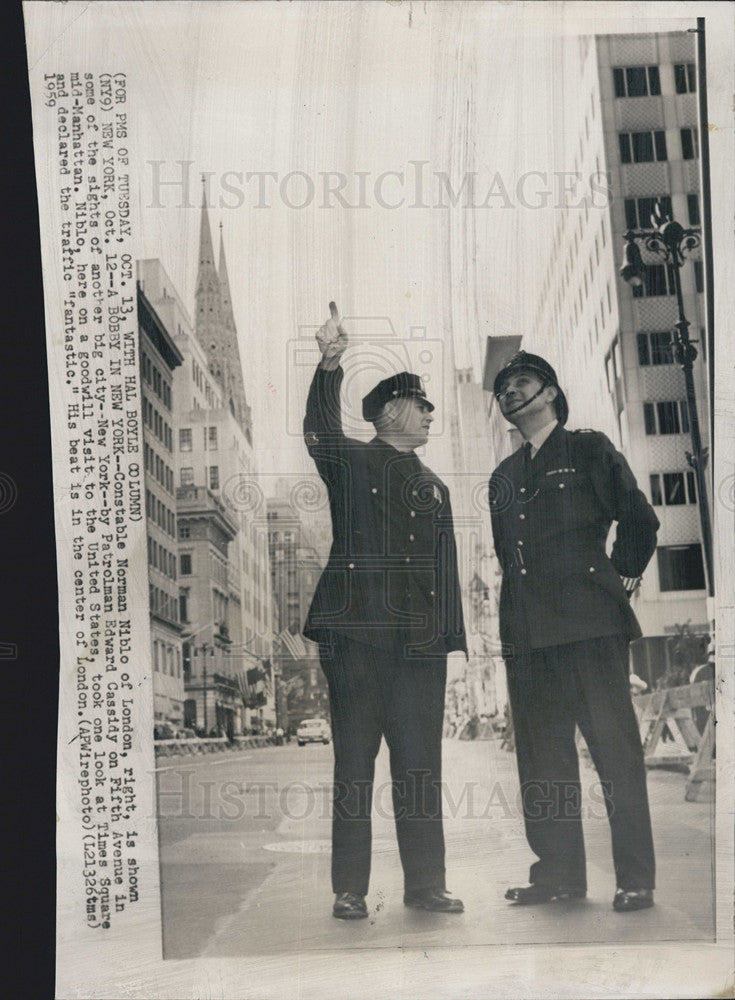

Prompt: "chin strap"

[505,384,547,415]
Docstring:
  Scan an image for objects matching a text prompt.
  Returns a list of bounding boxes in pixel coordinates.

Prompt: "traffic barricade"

[631,679,715,799]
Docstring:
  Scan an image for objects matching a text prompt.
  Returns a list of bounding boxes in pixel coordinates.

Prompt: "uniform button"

[519,513,526,520]
[517,540,523,546]
[405,556,411,563]
[348,563,355,569]
[520,487,526,494]
[371,487,378,494]
[589,566,595,573]
[521,568,527,575]
[409,534,415,541]
[559,483,565,489]
[410,510,416,518]
[429,590,435,596]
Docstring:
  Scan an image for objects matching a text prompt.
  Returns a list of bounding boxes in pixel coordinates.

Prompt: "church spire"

[217,225,252,443]
[196,179,217,295]
[218,222,236,331]
[195,177,224,384]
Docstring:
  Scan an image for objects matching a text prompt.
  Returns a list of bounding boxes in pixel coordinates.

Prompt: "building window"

[613,65,661,98]
[637,331,674,366]
[179,592,189,623]
[680,127,699,160]
[657,544,705,591]
[649,475,663,506]
[180,554,192,576]
[623,195,672,230]
[643,400,690,435]
[674,63,696,94]
[694,260,704,294]
[207,426,218,450]
[180,467,194,486]
[618,130,667,164]
[687,193,701,227]
[209,466,219,490]
[632,264,676,298]
[650,472,697,507]
[179,428,192,451]
[179,524,190,539]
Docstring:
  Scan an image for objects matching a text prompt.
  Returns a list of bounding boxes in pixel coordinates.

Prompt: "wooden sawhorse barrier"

[632,679,715,801]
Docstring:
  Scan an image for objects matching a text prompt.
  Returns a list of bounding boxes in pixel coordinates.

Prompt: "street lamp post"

[620,209,714,601]
[193,643,214,733]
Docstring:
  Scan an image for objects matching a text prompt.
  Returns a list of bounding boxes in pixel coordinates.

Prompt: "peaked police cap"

[493,350,569,425]
[362,371,435,421]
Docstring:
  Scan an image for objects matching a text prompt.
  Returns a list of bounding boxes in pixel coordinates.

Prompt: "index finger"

[329,301,339,321]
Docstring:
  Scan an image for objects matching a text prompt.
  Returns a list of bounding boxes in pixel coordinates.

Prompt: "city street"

[156,739,714,958]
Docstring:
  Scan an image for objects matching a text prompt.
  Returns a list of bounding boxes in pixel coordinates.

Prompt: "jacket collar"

[516,422,568,480]
[523,419,558,456]
[369,436,432,479]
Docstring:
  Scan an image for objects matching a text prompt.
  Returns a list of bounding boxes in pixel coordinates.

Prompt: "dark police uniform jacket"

[489,423,659,657]
[303,364,467,658]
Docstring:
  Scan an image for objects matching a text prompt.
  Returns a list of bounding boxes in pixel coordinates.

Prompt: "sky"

[128,1,555,477]
[27,0,703,479]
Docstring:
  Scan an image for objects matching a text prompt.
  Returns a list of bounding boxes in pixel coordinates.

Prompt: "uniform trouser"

[505,634,655,892]
[319,632,448,896]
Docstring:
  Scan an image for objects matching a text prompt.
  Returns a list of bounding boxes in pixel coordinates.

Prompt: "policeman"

[303,304,466,920]
[489,351,659,913]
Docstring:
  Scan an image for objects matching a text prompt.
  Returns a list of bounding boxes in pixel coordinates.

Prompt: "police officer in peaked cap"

[303,304,467,920]
[489,350,659,913]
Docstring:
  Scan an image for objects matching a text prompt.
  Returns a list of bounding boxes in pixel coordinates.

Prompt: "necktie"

[522,441,533,486]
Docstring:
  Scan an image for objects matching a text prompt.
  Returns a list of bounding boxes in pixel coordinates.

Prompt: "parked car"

[296,718,331,746]
[154,723,175,740]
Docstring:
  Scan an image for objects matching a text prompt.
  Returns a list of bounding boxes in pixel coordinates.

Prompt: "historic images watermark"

[154,770,615,824]
[146,160,614,212]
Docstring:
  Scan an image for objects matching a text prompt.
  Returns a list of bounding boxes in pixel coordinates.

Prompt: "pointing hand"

[316,302,349,366]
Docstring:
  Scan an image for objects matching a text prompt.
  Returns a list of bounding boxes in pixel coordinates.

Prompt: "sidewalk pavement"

[157,738,714,957]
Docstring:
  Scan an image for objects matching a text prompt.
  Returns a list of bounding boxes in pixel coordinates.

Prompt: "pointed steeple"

[218,222,236,332]
[217,226,252,443]
[195,178,224,384]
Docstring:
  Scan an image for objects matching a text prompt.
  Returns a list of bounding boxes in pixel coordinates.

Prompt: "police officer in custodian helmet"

[489,351,660,913]
[303,304,467,920]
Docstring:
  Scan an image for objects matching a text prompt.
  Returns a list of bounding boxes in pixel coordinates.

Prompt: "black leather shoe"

[613,888,654,913]
[505,883,586,905]
[333,892,368,919]
[404,888,464,913]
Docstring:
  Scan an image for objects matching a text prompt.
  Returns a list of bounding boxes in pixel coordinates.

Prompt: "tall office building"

[137,284,185,729]
[447,367,504,720]
[138,207,275,733]
[524,31,710,684]
[266,493,328,729]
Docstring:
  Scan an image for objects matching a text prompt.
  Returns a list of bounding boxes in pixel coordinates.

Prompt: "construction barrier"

[684,712,715,802]
[154,735,275,757]
[631,679,715,800]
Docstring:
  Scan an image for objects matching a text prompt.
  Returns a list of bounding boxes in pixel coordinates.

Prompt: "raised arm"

[303,303,350,480]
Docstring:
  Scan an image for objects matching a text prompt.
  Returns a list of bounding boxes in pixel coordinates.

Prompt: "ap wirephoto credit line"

[21,2,734,998]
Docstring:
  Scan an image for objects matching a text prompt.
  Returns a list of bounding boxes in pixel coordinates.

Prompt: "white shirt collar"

[524,419,558,458]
